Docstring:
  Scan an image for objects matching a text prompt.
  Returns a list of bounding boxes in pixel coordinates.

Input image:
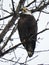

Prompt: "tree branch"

[0,28,49,57]
[31,1,49,13]
[0,43,22,57]
[1,23,18,50]
[37,28,49,35]
[0,13,13,20]
[0,0,26,43]
[26,0,35,7]
[0,0,49,58]
[11,0,15,13]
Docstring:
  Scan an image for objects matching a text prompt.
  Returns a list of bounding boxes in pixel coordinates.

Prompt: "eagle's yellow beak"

[22,7,27,12]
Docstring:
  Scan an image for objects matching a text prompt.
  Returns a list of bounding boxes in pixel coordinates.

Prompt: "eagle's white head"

[21,7,32,15]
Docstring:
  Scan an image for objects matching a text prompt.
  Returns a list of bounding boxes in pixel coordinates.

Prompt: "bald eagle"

[17,8,37,57]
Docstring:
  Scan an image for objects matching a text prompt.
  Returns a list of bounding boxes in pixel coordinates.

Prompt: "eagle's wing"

[18,14,37,57]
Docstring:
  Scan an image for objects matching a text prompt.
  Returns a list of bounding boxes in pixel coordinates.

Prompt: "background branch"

[31,1,49,13]
[0,27,49,57]
[11,0,15,13]
[0,0,26,43]
[0,13,13,20]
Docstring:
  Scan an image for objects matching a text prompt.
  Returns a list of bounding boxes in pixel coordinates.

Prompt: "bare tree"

[0,0,49,65]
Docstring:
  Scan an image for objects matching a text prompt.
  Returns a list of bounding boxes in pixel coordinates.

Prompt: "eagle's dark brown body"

[18,13,37,57]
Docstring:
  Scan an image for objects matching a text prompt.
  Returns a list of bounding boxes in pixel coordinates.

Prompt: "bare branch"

[30,28,49,41]
[11,0,15,13]
[0,27,49,57]
[0,13,13,20]
[26,0,36,7]
[0,43,22,57]
[0,8,11,14]
[1,57,20,63]
[41,11,49,14]
[1,23,18,50]
[0,0,26,43]
[35,49,49,53]
[0,14,18,42]
[37,28,49,35]
[31,1,49,13]
[36,12,41,22]
[38,0,44,8]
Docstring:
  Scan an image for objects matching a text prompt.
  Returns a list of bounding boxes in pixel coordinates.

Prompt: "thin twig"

[1,57,19,63]
[11,0,15,14]
[36,11,41,22]
[38,0,44,8]
[0,13,13,20]
[1,8,11,14]
[41,11,49,14]
[37,28,49,35]
[31,1,49,13]
[26,0,35,7]
[35,49,49,53]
